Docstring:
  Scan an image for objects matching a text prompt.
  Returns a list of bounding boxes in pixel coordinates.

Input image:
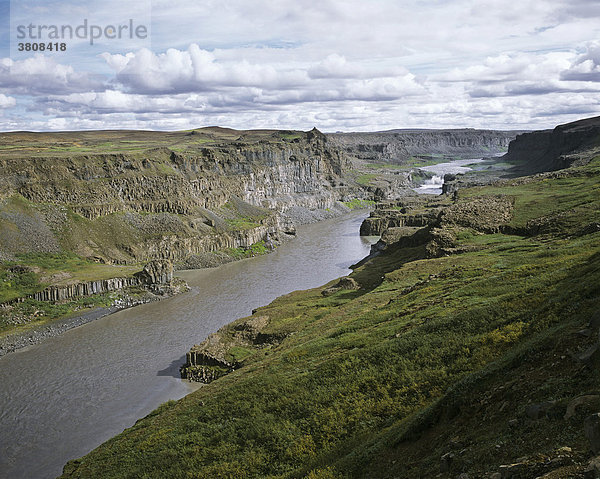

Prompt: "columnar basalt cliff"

[2,260,179,306]
[0,128,353,266]
[328,129,520,164]
[504,115,600,174]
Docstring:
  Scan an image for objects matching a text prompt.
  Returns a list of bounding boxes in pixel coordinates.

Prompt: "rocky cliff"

[328,129,520,164]
[59,126,600,479]
[504,115,600,174]
[2,260,181,305]
[0,128,352,266]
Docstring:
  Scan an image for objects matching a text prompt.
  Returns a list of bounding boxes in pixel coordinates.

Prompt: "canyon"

[0,126,515,343]
[59,116,600,479]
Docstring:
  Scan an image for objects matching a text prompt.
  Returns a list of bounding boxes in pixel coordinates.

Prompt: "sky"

[0,0,599,132]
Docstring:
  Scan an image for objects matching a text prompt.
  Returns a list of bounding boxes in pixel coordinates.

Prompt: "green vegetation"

[60,158,600,477]
[342,199,376,210]
[222,199,271,231]
[225,218,261,230]
[355,173,377,186]
[0,252,139,304]
[0,267,40,303]
[0,128,308,158]
[279,132,303,141]
[225,241,270,260]
[0,293,115,335]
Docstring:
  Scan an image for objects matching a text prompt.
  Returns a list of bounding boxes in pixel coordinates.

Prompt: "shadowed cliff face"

[505,115,600,174]
[0,128,352,265]
[0,128,347,218]
[328,129,520,163]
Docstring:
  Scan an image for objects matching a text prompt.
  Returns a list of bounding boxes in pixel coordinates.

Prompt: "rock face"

[360,198,445,236]
[0,131,347,217]
[134,260,173,286]
[0,128,353,265]
[329,129,519,164]
[585,414,600,455]
[504,115,600,174]
[2,260,177,307]
[181,313,286,383]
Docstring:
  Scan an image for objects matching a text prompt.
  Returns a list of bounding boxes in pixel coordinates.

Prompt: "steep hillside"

[505,115,600,174]
[0,128,351,265]
[328,129,520,164]
[60,128,600,478]
[0,128,358,341]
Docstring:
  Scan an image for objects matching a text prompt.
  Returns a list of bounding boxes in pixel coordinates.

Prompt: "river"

[0,210,377,479]
[414,157,484,194]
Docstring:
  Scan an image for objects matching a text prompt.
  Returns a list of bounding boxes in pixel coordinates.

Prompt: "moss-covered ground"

[58,158,600,478]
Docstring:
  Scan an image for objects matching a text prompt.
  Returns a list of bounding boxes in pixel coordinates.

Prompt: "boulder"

[576,344,600,366]
[585,413,600,454]
[590,311,600,330]
[337,276,360,290]
[135,260,174,286]
[564,396,600,420]
[525,401,556,420]
[440,452,454,473]
[584,456,600,479]
[498,462,526,478]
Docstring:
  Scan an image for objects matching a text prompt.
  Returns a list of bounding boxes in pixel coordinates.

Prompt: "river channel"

[0,210,377,479]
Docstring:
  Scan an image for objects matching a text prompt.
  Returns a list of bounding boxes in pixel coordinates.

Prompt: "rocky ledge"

[180,313,287,383]
[0,260,188,357]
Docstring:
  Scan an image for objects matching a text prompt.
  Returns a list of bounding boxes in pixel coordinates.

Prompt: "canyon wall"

[504,115,600,174]
[0,129,352,265]
[328,129,520,164]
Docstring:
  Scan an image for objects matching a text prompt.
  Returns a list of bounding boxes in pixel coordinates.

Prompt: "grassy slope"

[60,159,600,479]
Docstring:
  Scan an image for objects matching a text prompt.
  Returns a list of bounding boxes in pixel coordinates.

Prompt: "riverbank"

[0,290,168,357]
[59,155,600,479]
[0,209,375,479]
[0,204,370,357]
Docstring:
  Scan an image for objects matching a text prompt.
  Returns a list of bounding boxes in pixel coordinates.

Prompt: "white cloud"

[2,0,600,131]
[0,56,103,95]
[560,41,600,81]
[101,45,309,94]
[0,94,16,109]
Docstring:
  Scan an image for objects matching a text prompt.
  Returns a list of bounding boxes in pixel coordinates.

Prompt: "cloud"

[3,0,600,131]
[0,94,16,108]
[102,44,308,94]
[0,56,103,95]
[308,54,405,79]
[560,42,600,81]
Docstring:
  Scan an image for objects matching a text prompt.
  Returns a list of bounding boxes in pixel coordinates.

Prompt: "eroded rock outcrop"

[0,129,354,266]
[329,129,518,164]
[181,313,286,383]
[2,260,181,307]
[504,115,600,174]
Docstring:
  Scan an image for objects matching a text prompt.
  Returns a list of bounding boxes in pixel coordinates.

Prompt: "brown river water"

[0,210,377,479]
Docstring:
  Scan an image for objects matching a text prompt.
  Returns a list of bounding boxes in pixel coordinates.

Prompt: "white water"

[415,158,484,195]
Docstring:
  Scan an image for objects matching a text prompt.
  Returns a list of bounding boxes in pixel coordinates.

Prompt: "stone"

[498,462,526,478]
[457,474,470,479]
[135,260,174,286]
[576,344,600,366]
[440,452,454,473]
[585,413,600,454]
[584,456,600,479]
[590,311,600,330]
[525,401,556,420]
[564,396,600,420]
[337,276,360,290]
